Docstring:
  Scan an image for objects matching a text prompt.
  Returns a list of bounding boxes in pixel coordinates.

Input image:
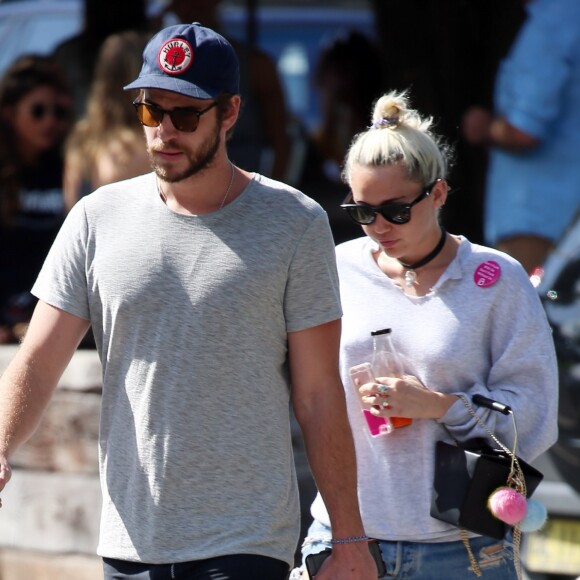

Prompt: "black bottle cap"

[370,328,392,336]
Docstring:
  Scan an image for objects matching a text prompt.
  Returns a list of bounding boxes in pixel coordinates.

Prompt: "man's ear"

[221,94,241,133]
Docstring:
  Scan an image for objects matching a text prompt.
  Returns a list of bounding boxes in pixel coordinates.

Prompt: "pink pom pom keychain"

[488,486,528,525]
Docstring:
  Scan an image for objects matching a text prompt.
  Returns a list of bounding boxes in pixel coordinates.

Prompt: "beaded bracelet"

[330,534,369,545]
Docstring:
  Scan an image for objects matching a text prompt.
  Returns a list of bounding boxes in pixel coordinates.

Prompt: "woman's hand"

[359,376,458,420]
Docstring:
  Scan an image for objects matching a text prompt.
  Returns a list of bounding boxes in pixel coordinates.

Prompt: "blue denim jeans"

[298,520,518,579]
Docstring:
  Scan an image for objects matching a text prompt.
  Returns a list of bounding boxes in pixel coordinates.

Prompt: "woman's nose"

[372,213,393,232]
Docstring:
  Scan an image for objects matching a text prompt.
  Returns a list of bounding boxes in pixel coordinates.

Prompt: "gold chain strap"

[456,395,525,580]
[513,525,523,580]
[460,528,482,577]
[457,395,527,496]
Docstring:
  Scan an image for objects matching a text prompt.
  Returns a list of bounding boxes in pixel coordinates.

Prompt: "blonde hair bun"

[370,91,431,132]
[342,89,453,186]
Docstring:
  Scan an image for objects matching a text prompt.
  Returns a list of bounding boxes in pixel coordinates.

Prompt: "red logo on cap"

[158,38,193,75]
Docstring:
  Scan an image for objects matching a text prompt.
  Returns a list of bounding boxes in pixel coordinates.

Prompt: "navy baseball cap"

[124,22,239,98]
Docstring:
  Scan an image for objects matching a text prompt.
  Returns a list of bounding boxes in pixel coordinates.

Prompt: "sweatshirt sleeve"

[440,262,559,463]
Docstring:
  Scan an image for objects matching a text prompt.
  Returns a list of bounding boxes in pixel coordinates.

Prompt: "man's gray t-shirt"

[32,172,342,566]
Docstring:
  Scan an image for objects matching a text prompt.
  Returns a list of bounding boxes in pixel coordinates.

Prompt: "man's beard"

[148,121,221,183]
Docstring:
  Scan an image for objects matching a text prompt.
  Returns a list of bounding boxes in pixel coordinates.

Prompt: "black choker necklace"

[398,228,447,287]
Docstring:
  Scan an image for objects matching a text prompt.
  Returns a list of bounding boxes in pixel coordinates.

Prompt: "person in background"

[297,30,387,244]
[63,30,152,211]
[462,0,580,274]
[52,0,151,119]
[369,0,526,247]
[0,22,376,580]
[311,31,385,185]
[161,0,291,181]
[294,90,558,579]
[0,55,72,343]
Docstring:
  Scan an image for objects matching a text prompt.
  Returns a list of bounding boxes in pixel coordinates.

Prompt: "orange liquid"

[391,417,413,428]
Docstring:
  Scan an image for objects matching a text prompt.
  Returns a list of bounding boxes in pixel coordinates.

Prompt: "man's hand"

[461,105,493,146]
[315,543,378,580]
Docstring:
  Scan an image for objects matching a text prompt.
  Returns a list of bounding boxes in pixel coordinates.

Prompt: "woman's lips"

[378,238,398,250]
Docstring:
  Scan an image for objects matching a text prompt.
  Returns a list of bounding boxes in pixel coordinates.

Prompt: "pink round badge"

[474,260,501,287]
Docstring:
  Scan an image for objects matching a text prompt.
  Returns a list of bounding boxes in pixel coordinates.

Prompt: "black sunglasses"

[341,179,441,225]
[30,102,69,121]
[133,100,217,132]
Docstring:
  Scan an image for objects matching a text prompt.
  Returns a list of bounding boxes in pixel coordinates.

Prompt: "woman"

[0,55,71,342]
[63,30,152,211]
[295,91,558,579]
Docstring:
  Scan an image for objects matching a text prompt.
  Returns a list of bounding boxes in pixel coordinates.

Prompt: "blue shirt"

[485,0,580,245]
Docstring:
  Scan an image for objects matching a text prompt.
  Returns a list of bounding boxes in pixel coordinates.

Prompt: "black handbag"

[430,395,543,579]
[431,438,543,539]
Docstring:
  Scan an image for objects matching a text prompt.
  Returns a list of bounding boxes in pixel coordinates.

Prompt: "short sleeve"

[31,199,91,320]
[284,211,342,332]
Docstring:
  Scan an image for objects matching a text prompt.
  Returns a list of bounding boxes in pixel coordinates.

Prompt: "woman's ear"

[433,178,449,210]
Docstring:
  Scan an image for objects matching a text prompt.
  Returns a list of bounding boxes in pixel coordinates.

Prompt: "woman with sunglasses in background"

[0,55,72,343]
[294,91,558,579]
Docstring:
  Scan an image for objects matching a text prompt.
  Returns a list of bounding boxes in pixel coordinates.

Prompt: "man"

[0,22,375,580]
[462,0,580,274]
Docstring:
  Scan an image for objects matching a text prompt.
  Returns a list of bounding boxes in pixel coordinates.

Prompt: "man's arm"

[488,116,539,151]
[288,319,375,580]
[0,301,90,497]
[462,106,540,151]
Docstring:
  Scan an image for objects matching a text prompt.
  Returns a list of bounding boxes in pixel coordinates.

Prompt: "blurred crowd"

[2,0,580,343]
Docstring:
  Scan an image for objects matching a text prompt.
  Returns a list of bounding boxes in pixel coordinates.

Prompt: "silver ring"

[380,400,390,409]
[377,384,389,396]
